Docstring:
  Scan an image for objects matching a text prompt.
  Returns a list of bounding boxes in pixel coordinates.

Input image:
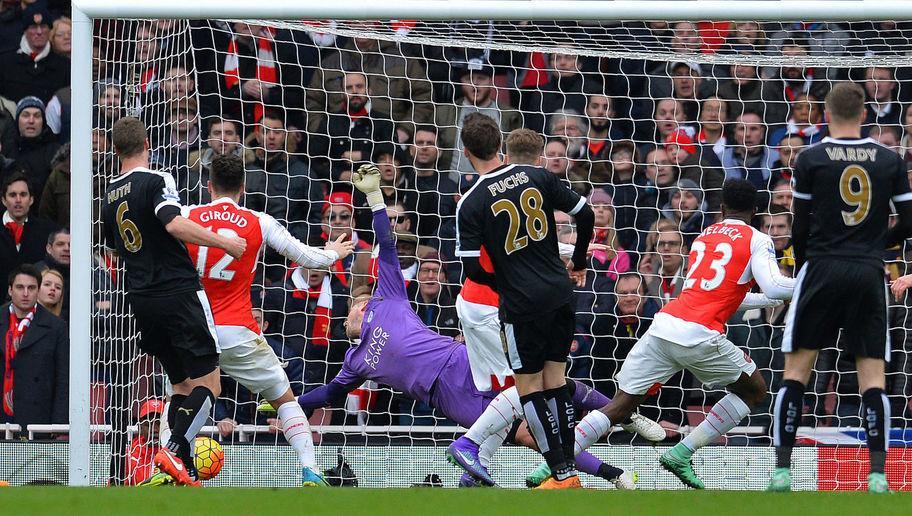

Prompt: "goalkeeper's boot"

[302,466,329,487]
[446,436,495,486]
[659,447,704,489]
[766,467,792,492]
[610,470,638,490]
[868,472,890,494]
[458,473,483,488]
[137,471,174,487]
[525,461,551,488]
[534,475,582,490]
[619,413,666,442]
[153,448,201,487]
[257,401,277,416]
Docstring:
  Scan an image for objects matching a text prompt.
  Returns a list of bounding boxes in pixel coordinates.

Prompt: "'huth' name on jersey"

[487,171,530,196]
[107,182,131,203]
[824,147,878,162]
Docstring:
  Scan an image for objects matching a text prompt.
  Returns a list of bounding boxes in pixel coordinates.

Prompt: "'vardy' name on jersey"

[824,146,878,162]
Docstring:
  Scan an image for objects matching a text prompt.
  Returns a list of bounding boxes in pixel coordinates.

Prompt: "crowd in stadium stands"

[4,4,912,442]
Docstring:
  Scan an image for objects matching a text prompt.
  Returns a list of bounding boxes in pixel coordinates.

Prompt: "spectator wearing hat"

[438,59,522,176]
[315,71,396,176]
[0,4,69,104]
[660,179,711,246]
[12,96,59,206]
[125,398,164,485]
[0,264,68,433]
[246,108,323,255]
[407,252,459,338]
[588,189,631,281]
[667,129,726,214]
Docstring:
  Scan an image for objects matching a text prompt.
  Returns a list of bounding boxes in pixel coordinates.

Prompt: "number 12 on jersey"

[195,227,239,281]
[683,241,733,291]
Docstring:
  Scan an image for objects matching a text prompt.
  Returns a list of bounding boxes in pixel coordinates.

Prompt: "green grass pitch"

[1,487,910,516]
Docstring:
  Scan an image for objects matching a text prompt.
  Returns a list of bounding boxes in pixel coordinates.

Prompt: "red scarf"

[4,221,23,246]
[348,102,369,120]
[3,306,35,417]
[520,52,549,88]
[290,270,333,347]
[224,29,278,122]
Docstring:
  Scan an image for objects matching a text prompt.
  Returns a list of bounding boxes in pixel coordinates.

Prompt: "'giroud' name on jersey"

[487,171,530,196]
[198,208,249,228]
[701,224,744,241]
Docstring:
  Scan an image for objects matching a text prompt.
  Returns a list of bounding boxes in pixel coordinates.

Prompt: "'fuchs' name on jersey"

[197,208,249,228]
[824,146,878,162]
[486,171,530,196]
[701,224,745,241]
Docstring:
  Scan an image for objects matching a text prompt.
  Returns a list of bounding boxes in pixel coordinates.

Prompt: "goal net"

[70,17,912,489]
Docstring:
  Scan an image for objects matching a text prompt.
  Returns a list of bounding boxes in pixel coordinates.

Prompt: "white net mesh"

[77,18,912,489]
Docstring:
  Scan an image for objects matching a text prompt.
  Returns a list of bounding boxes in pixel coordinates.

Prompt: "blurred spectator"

[639,146,679,213]
[770,179,794,211]
[440,60,521,176]
[408,125,457,245]
[667,129,725,214]
[181,118,254,205]
[246,109,323,251]
[407,253,459,337]
[770,39,829,104]
[44,85,70,141]
[640,219,687,305]
[162,98,199,171]
[580,94,625,163]
[0,4,69,104]
[768,22,850,65]
[12,96,59,204]
[520,53,599,134]
[696,96,728,160]
[771,133,804,183]
[661,179,711,245]
[721,110,778,189]
[638,97,687,145]
[760,204,795,273]
[34,226,68,316]
[0,171,56,284]
[0,264,68,429]
[769,93,825,147]
[862,66,902,134]
[546,110,586,159]
[543,136,571,179]
[38,142,69,227]
[724,21,768,52]
[588,189,631,280]
[48,15,68,58]
[125,398,164,485]
[650,62,715,122]
[92,80,124,129]
[600,140,658,251]
[869,125,903,155]
[37,267,62,318]
[900,103,912,161]
[306,31,433,132]
[717,58,788,124]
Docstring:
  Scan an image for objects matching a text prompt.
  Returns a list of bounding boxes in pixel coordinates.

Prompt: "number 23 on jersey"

[683,241,733,291]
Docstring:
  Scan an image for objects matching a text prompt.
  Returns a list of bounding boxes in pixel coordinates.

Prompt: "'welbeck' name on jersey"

[701,224,745,241]
[487,171,530,196]
[198,208,249,228]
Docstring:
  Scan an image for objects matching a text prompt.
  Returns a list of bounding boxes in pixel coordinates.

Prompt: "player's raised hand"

[326,233,355,260]
[225,236,247,259]
[352,164,381,194]
[891,274,912,300]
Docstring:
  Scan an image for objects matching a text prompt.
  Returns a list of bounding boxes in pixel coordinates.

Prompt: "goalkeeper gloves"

[352,164,384,208]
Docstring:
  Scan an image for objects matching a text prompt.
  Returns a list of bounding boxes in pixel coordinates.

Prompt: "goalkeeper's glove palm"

[352,164,384,208]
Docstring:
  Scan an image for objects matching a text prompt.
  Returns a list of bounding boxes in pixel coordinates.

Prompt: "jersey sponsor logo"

[824,146,878,162]
[197,208,250,228]
[486,171,530,196]
[364,325,389,370]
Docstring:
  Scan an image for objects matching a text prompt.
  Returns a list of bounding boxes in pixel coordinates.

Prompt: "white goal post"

[68,0,912,487]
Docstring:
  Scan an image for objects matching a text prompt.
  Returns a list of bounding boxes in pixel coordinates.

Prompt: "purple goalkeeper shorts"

[430,346,497,428]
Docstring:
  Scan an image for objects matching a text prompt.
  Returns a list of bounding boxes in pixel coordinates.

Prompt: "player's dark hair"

[210,153,246,194]
[825,82,866,123]
[721,179,758,214]
[112,117,148,159]
[506,128,545,165]
[2,171,32,197]
[47,227,69,246]
[8,263,41,288]
[460,113,502,160]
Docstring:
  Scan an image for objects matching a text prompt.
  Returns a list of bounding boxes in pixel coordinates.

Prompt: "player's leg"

[456,295,512,391]
[768,347,817,491]
[857,357,890,493]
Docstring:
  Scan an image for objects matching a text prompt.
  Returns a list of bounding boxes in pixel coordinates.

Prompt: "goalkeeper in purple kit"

[297,165,649,487]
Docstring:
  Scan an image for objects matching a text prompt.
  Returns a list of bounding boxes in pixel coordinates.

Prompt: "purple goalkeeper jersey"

[330,207,472,406]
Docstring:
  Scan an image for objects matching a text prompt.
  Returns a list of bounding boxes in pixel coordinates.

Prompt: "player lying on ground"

[564,179,796,489]
[296,165,659,487]
[146,153,355,487]
[770,82,912,494]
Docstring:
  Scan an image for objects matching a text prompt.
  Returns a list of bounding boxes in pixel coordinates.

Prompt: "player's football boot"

[256,401,278,416]
[766,467,791,492]
[610,470,638,490]
[458,473,483,488]
[137,471,174,487]
[659,448,704,489]
[533,475,583,490]
[302,466,329,487]
[619,413,666,442]
[446,436,495,486]
[867,472,890,493]
[153,448,201,487]
[524,461,551,488]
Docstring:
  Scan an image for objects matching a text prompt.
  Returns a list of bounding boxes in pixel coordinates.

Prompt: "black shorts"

[127,290,220,383]
[784,259,889,361]
[501,302,575,374]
